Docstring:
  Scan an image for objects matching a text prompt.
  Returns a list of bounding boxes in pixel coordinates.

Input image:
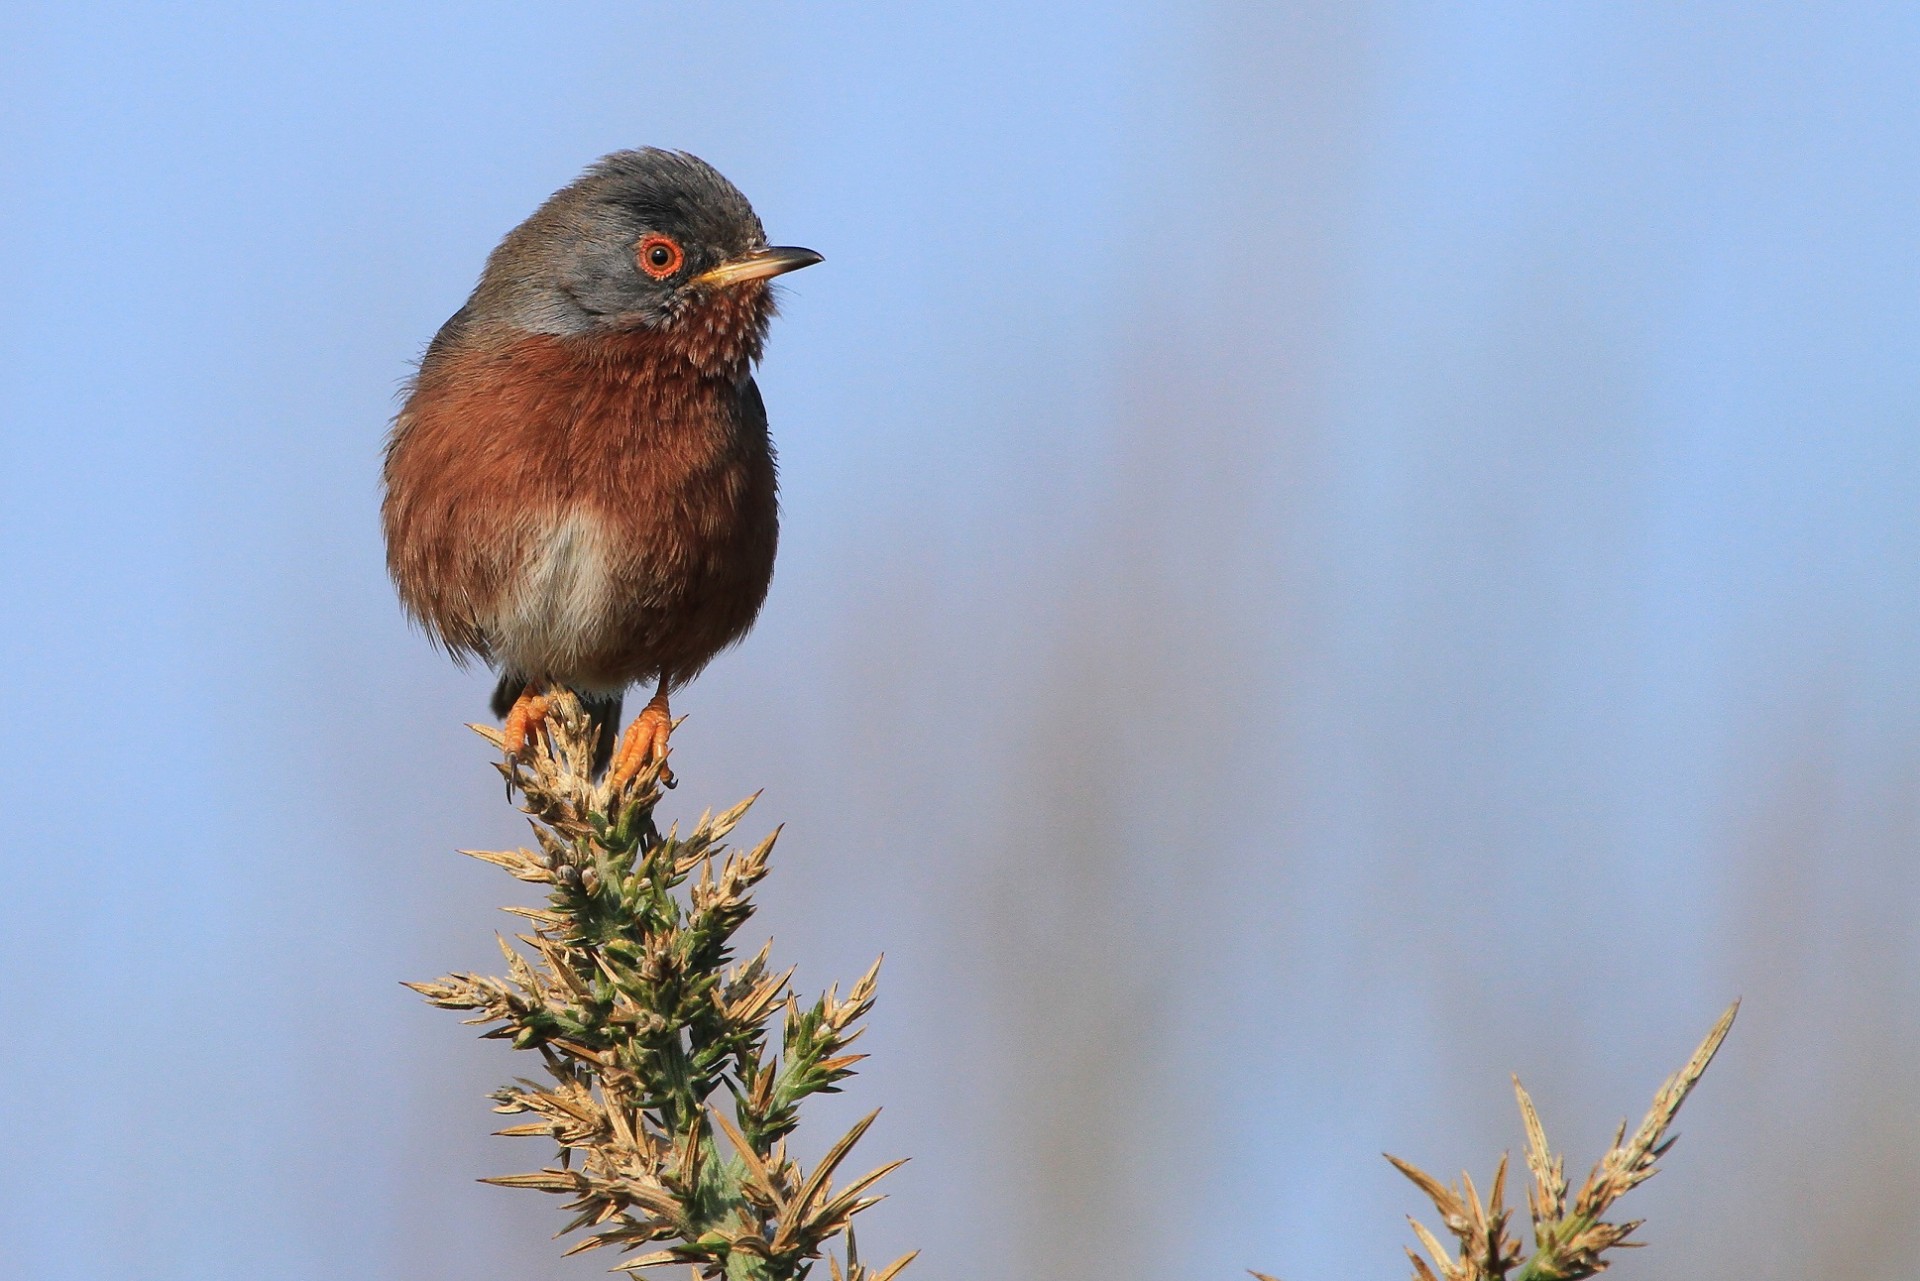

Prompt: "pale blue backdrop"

[3,4,1917,1279]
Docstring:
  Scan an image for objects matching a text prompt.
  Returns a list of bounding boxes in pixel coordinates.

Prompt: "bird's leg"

[501,683,553,766]
[610,681,676,791]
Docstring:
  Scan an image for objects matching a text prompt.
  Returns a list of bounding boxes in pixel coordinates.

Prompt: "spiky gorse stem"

[1379,1002,1738,1281]
[408,694,914,1281]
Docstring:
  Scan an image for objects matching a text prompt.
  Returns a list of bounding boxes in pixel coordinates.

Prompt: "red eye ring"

[637,234,684,280]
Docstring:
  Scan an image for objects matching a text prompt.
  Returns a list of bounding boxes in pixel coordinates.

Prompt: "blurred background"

[4,3,1918,1278]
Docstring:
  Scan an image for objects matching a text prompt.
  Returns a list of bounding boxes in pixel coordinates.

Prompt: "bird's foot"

[501,685,553,785]
[610,692,676,791]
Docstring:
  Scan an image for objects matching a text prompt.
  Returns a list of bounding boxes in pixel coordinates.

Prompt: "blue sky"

[3,5,1918,1279]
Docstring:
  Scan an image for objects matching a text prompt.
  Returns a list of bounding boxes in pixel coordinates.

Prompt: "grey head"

[465,148,821,340]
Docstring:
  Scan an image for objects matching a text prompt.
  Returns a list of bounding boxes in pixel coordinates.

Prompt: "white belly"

[488,509,622,686]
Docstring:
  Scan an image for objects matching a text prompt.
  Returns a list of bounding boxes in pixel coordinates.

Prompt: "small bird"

[382,149,820,786]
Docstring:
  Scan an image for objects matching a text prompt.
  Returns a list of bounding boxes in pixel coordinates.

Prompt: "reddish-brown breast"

[382,327,778,693]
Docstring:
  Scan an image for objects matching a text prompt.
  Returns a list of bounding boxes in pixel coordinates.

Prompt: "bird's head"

[473,148,821,376]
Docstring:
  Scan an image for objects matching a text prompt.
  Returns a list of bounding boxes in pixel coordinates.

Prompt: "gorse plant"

[413,692,1733,1281]
[410,694,913,1281]
[1373,1002,1738,1281]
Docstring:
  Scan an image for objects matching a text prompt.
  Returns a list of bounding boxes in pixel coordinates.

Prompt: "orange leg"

[501,684,552,763]
[610,686,675,791]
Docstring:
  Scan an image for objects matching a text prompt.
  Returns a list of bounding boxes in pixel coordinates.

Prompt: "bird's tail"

[490,673,622,776]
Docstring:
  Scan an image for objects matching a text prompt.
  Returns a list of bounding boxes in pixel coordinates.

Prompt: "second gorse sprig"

[409,694,914,1281]
[1382,1003,1737,1281]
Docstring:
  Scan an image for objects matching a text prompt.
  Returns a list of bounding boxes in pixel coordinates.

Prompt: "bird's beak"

[692,245,824,289]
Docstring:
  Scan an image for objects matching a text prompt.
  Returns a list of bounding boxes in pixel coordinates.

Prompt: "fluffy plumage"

[381,149,817,771]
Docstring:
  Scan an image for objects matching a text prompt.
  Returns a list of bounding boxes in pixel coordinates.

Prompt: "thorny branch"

[409,693,913,1281]
[1376,1003,1738,1281]
[409,695,1735,1281]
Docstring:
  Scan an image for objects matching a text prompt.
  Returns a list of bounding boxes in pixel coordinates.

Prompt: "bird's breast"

[383,329,778,689]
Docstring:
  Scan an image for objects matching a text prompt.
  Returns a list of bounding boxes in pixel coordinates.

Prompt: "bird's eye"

[636,234,685,280]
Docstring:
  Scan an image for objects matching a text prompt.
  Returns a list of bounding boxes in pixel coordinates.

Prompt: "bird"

[381,149,820,787]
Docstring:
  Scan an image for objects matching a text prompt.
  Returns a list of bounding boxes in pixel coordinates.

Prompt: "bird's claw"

[501,685,552,794]
[611,695,676,792]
